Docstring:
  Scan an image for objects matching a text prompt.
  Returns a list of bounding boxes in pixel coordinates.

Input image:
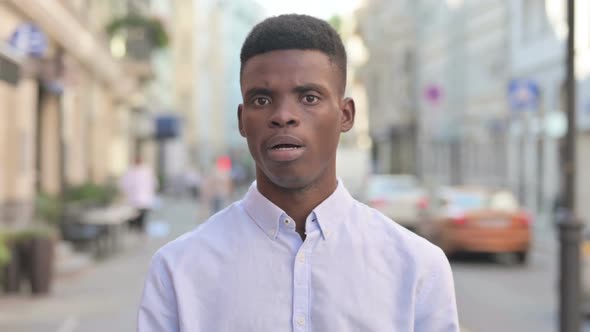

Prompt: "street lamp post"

[558,0,583,331]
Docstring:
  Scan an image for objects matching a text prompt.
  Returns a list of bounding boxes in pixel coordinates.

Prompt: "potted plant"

[13,227,58,295]
[62,182,118,208]
[53,183,118,245]
[36,192,63,225]
[0,232,19,293]
[0,234,10,269]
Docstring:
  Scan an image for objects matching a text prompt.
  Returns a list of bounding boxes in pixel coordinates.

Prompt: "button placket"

[297,253,305,263]
[292,228,316,331]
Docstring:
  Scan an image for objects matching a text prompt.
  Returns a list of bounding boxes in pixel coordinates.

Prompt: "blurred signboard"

[0,52,20,85]
[508,79,540,111]
[8,23,48,58]
[545,111,567,138]
[155,115,180,140]
[424,84,443,107]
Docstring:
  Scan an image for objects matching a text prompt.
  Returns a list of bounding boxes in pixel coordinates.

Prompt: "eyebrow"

[293,83,327,95]
[244,83,328,100]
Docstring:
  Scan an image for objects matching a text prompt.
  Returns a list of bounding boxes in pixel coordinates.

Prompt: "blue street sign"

[8,23,48,58]
[155,115,181,140]
[508,79,540,111]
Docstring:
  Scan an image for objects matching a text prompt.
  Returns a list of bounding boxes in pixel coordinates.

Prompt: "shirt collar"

[312,179,355,240]
[240,179,355,241]
[241,182,285,239]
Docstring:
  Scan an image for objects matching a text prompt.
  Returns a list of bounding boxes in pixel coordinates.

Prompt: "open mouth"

[271,144,303,151]
[266,136,306,162]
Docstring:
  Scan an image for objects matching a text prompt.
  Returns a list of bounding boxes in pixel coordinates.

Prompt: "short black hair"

[240,14,347,92]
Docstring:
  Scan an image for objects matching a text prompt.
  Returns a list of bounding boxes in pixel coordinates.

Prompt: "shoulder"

[353,203,455,310]
[151,202,244,266]
[351,200,447,269]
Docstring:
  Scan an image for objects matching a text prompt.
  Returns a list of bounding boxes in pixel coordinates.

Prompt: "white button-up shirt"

[138,181,459,331]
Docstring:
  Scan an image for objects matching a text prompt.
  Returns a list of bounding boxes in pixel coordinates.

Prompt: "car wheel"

[515,251,528,265]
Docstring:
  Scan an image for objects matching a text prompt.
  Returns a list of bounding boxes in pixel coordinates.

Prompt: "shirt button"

[297,253,305,263]
[296,316,305,326]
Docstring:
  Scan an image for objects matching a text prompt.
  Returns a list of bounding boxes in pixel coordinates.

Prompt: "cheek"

[245,133,260,157]
[243,117,262,141]
[315,117,341,148]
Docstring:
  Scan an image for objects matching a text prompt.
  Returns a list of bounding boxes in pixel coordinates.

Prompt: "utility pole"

[558,0,583,331]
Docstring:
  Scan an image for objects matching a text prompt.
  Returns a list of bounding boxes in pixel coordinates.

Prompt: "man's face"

[238,49,355,190]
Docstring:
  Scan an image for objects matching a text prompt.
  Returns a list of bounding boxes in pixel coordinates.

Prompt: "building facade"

[356,0,419,175]
[510,0,590,224]
[173,0,264,170]
[0,0,146,227]
[355,0,590,227]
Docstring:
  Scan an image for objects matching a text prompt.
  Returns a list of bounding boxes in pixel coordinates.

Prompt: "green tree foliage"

[106,14,169,49]
[328,15,343,34]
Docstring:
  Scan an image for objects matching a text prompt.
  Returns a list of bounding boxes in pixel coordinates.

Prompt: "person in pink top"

[119,155,157,232]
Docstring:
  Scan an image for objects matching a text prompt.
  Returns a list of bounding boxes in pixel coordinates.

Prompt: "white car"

[363,174,429,232]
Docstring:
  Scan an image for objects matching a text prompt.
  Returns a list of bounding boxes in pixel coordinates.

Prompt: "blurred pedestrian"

[119,155,157,232]
[201,157,233,215]
[183,166,202,199]
[139,14,459,332]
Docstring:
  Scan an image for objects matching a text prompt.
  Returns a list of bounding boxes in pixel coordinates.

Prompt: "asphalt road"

[453,236,590,332]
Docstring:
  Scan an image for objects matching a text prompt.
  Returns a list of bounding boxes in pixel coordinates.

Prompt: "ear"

[340,97,355,133]
[238,104,246,137]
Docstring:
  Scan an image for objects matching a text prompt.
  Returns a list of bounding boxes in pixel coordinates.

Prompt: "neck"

[256,172,337,234]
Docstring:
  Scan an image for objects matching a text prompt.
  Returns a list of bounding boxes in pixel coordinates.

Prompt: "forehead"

[241,49,340,92]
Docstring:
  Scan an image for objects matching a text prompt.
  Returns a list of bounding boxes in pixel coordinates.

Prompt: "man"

[120,155,157,232]
[138,14,459,331]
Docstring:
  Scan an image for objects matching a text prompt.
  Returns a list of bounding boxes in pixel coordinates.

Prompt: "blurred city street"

[0,196,202,332]
[0,198,589,332]
[2,0,590,330]
[454,221,562,332]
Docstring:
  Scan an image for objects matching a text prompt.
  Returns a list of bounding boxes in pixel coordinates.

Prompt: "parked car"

[363,174,429,232]
[419,187,531,264]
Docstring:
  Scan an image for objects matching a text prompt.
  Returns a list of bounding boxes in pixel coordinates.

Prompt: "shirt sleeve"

[137,251,179,332]
[414,246,460,332]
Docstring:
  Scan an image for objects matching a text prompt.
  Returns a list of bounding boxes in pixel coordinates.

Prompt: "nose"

[268,99,299,128]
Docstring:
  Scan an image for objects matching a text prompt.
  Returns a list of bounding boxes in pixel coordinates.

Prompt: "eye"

[252,97,271,106]
[302,95,320,105]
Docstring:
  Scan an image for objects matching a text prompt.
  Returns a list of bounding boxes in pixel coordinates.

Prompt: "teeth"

[274,146,298,150]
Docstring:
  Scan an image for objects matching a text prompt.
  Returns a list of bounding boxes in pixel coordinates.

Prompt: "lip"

[265,134,306,162]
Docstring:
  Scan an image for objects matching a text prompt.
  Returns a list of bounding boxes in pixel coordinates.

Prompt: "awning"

[0,45,21,85]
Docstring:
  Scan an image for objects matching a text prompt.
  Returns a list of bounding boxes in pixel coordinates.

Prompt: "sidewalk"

[532,212,558,257]
[0,196,201,332]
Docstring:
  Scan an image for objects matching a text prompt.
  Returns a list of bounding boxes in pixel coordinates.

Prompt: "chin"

[268,173,310,190]
[256,159,331,191]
